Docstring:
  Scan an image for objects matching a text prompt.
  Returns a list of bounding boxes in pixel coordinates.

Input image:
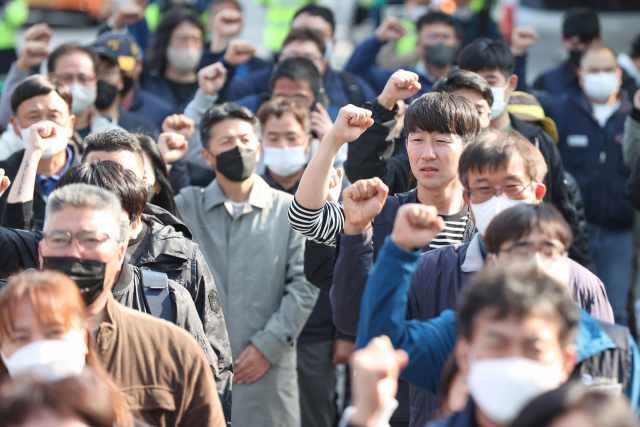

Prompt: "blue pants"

[588,225,634,325]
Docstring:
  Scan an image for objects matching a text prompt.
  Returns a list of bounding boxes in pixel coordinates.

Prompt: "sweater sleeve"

[287,197,345,246]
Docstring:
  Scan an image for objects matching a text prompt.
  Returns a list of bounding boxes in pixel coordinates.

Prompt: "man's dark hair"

[563,7,600,42]
[432,69,493,106]
[293,5,335,36]
[458,38,515,79]
[458,129,548,189]
[283,28,326,56]
[82,129,145,176]
[58,161,147,224]
[200,102,260,150]
[484,204,573,254]
[269,57,321,95]
[147,8,204,73]
[257,96,311,132]
[416,11,458,36]
[10,75,73,115]
[457,264,579,347]
[404,92,479,143]
[47,43,100,76]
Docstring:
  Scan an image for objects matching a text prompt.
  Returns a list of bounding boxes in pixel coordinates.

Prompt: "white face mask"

[18,119,70,159]
[166,47,203,73]
[69,83,97,115]
[467,356,564,425]
[490,80,510,120]
[583,72,619,103]
[470,193,534,236]
[1,338,86,381]
[263,144,308,177]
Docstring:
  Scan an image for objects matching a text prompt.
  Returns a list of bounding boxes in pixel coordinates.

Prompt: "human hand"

[349,336,409,427]
[394,100,408,139]
[16,25,52,72]
[634,89,640,110]
[378,70,422,109]
[391,204,444,252]
[162,114,195,139]
[375,17,406,43]
[0,169,11,198]
[510,26,539,56]
[332,338,356,365]
[311,103,333,142]
[25,122,59,156]
[234,344,271,384]
[197,62,227,96]
[211,7,243,38]
[25,23,52,43]
[224,40,256,66]
[157,132,188,164]
[327,167,343,202]
[342,178,389,235]
[111,0,146,27]
[325,105,374,148]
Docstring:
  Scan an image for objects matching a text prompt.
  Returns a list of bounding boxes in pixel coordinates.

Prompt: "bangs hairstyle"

[484,204,573,254]
[83,129,146,178]
[200,102,260,150]
[10,75,73,115]
[458,129,548,189]
[283,27,326,56]
[457,264,579,347]
[269,57,321,95]
[404,92,479,143]
[457,38,515,79]
[47,43,99,76]
[257,96,311,132]
[432,69,493,106]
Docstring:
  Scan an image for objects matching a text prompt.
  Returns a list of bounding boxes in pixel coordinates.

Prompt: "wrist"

[390,231,416,252]
[15,58,31,72]
[377,94,396,110]
[210,35,229,53]
[344,220,370,235]
[321,131,348,155]
[511,47,527,56]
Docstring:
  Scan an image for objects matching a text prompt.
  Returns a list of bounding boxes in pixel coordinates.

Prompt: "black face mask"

[95,80,119,110]
[42,257,107,306]
[122,76,135,96]
[569,50,584,68]
[423,43,458,68]
[215,146,256,182]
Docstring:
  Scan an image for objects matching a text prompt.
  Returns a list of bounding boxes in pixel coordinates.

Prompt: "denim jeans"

[588,225,634,325]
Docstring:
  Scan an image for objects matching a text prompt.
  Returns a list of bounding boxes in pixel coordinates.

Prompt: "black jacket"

[510,115,592,268]
[0,226,40,279]
[0,144,82,231]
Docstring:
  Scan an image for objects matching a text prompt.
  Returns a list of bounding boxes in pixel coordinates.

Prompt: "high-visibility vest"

[0,0,28,50]
[257,0,312,52]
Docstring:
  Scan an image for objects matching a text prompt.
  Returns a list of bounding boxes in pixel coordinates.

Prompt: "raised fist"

[325,105,374,146]
[375,17,406,43]
[24,23,52,43]
[16,24,51,72]
[111,0,146,27]
[197,62,227,96]
[224,40,256,66]
[510,26,539,56]
[162,114,195,139]
[378,70,422,109]
[0,169,10,198]
[157,132,188,164]
[343,178,389,235]
[391,204,444,252]
[26,122,59,154]
[211,8,243,39]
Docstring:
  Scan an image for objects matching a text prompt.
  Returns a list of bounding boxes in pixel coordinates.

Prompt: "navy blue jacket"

[198,49,271,79]
[140,73,197,114]
[544,90,634,230]
[344,36,434,97]
[123,83,175,131]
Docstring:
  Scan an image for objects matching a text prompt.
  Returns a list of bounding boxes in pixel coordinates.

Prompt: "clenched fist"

[198,62,227,96]
[224,40,256,66]
[378,70,422,109]
[343,178,389,235]
[375,17,406,43]
[157,132,188,164]
[325,105,374,147]
[16,24,52,72]
[211,7,243,39]
[510,26,539,56]
[391,204,444,252]
[162,114,195,139]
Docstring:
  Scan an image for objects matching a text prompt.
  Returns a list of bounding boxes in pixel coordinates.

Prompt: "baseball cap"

[508,91,559,143]
[92,30,140,72]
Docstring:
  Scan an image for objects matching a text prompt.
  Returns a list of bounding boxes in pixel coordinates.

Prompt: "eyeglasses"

[424,33,455,43]
[43,230,116,250]
[500,242,567,262]
[50,73,97,86]
[467,183,533,204]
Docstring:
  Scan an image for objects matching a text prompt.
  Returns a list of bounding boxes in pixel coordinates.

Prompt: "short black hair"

[147,8,204,73]
[563,7,600,42]
[82,129,145,177]
[432,69,493,106]
[58,161,147,224]
[404,92,479,143]
[10,75,73,115]
[416,11,458,36]
[137,134,178,216]
[47,43,99,76]
[458,38,515,79]
[457,264,579,347]
[484,204,573,254]
[283,27,326,55]
[458,130,548,189]
[293,5,335,36]
[200,102,260,150]
[269,57,321,95]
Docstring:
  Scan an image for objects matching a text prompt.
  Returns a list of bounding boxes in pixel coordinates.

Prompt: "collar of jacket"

[460,234,483,273]
[576,307,617,363]
[573,88,632,120]
[509,113,545,140]
[202,174,274,212]
[143,203,192,239]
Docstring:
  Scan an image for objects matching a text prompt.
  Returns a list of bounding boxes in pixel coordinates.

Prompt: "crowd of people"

[1,0,640,426]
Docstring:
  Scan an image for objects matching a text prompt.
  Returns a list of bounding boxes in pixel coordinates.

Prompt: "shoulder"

[568,258,604,288]
[176,185,206,205]
[417,243,468,270]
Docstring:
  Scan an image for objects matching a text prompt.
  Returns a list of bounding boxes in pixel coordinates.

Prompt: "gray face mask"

[69,83,97,115]
[423,43,458,68]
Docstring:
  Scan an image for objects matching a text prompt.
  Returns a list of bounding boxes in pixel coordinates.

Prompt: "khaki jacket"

[97,297,226,427]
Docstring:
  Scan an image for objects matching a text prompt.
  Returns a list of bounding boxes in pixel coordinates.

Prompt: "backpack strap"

[140,269,175,323]
[339,71,364,107]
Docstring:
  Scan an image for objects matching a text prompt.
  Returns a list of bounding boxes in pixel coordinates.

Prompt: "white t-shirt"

[592,101,620,127]
[229,200,246,218]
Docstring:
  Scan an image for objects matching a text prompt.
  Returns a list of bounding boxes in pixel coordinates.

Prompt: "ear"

[10,117,21,139]
[533,183,546,203]
[201,148,216,168]
[454,338,471,379]
[38,241,44,268]
[560,345,578,383]
[142,172,149,187]
[255,141,261,164]
[486,253,496,266]
[115,241,127,271]
[506,74,518,97]
[129,216,143,240]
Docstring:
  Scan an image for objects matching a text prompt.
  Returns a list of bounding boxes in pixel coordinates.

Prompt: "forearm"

[7,150,40,204]
[297,133,346,209]
[287,197,344,245]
